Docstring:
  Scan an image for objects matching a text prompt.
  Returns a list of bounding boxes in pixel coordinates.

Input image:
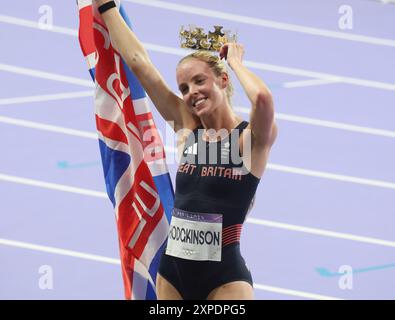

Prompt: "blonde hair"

[178,51,234,104]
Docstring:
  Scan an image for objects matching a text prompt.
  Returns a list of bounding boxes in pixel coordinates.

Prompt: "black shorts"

[158,243,253,300]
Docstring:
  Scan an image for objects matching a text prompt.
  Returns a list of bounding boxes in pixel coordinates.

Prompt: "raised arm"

[220,43,277,149]
[95,0,192,131]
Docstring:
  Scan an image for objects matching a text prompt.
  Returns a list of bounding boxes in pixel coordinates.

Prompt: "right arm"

[95,0,193,131]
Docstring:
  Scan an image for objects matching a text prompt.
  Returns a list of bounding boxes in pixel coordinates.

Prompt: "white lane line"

[267,163,395,190]
[144,43,395,91]
[0,91,94,105]
[1,116,395,189]
[0,173,107,198]
[0,14,77,36]
[247,218,395,249]
[1,93,395,142]
[235,107,395,138]
[282,78,339,88]
[3,91,393,139]
[365,0,395,4]
[243,61,395,91]
[1,15,395,91]
[274,113,395,138]
[253,284,342,300]
[6,94,392,141]
[0,64,94,88]
[0,237,342,300]
[0,115,97,139]
[124,0,395,48]
[0,115,176,153]
[0,238,119,265]
[1,174,394,248]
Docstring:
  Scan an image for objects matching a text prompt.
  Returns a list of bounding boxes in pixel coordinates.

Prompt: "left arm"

[221,44,277,148]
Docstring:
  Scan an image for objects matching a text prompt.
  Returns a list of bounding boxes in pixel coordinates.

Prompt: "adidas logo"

[183,143,198,155]
[221,141,230,158]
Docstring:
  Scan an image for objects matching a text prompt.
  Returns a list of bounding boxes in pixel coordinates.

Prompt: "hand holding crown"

[219,42,245,69]
[179,25,237,52]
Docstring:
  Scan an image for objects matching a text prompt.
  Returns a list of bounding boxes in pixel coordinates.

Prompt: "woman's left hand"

[219,43,244,69]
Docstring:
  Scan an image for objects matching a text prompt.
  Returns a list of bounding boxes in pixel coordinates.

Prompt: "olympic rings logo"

[183,249,194,256]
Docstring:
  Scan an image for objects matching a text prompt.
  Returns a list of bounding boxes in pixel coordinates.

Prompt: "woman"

[96,0,277,300]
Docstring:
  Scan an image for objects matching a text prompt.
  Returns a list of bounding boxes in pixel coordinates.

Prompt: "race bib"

[165,208,223,261]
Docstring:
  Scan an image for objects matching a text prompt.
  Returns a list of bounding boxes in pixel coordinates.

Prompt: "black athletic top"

[174,121,260,246]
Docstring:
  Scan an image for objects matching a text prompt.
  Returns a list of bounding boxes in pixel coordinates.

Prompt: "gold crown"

[179,25,237,51]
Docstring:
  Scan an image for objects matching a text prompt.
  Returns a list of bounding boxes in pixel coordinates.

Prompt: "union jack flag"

[77,0,174,300]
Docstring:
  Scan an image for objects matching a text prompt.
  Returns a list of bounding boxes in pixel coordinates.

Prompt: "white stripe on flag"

[147,157,169,177]
[77,0,92,10]
[129,219,147,248]
[86,52,97,70]
[139,213,169,268]
[133,98,151,115]
[126,130,145,174]
[95,86,129,138]
[132,271,149,300]
[133,257,155,299]
[114,165,135,220]
[97,133,130,154]
[126,121,141,139]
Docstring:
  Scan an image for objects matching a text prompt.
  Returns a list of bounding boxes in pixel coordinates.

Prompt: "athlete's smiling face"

[176,58,228,117]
